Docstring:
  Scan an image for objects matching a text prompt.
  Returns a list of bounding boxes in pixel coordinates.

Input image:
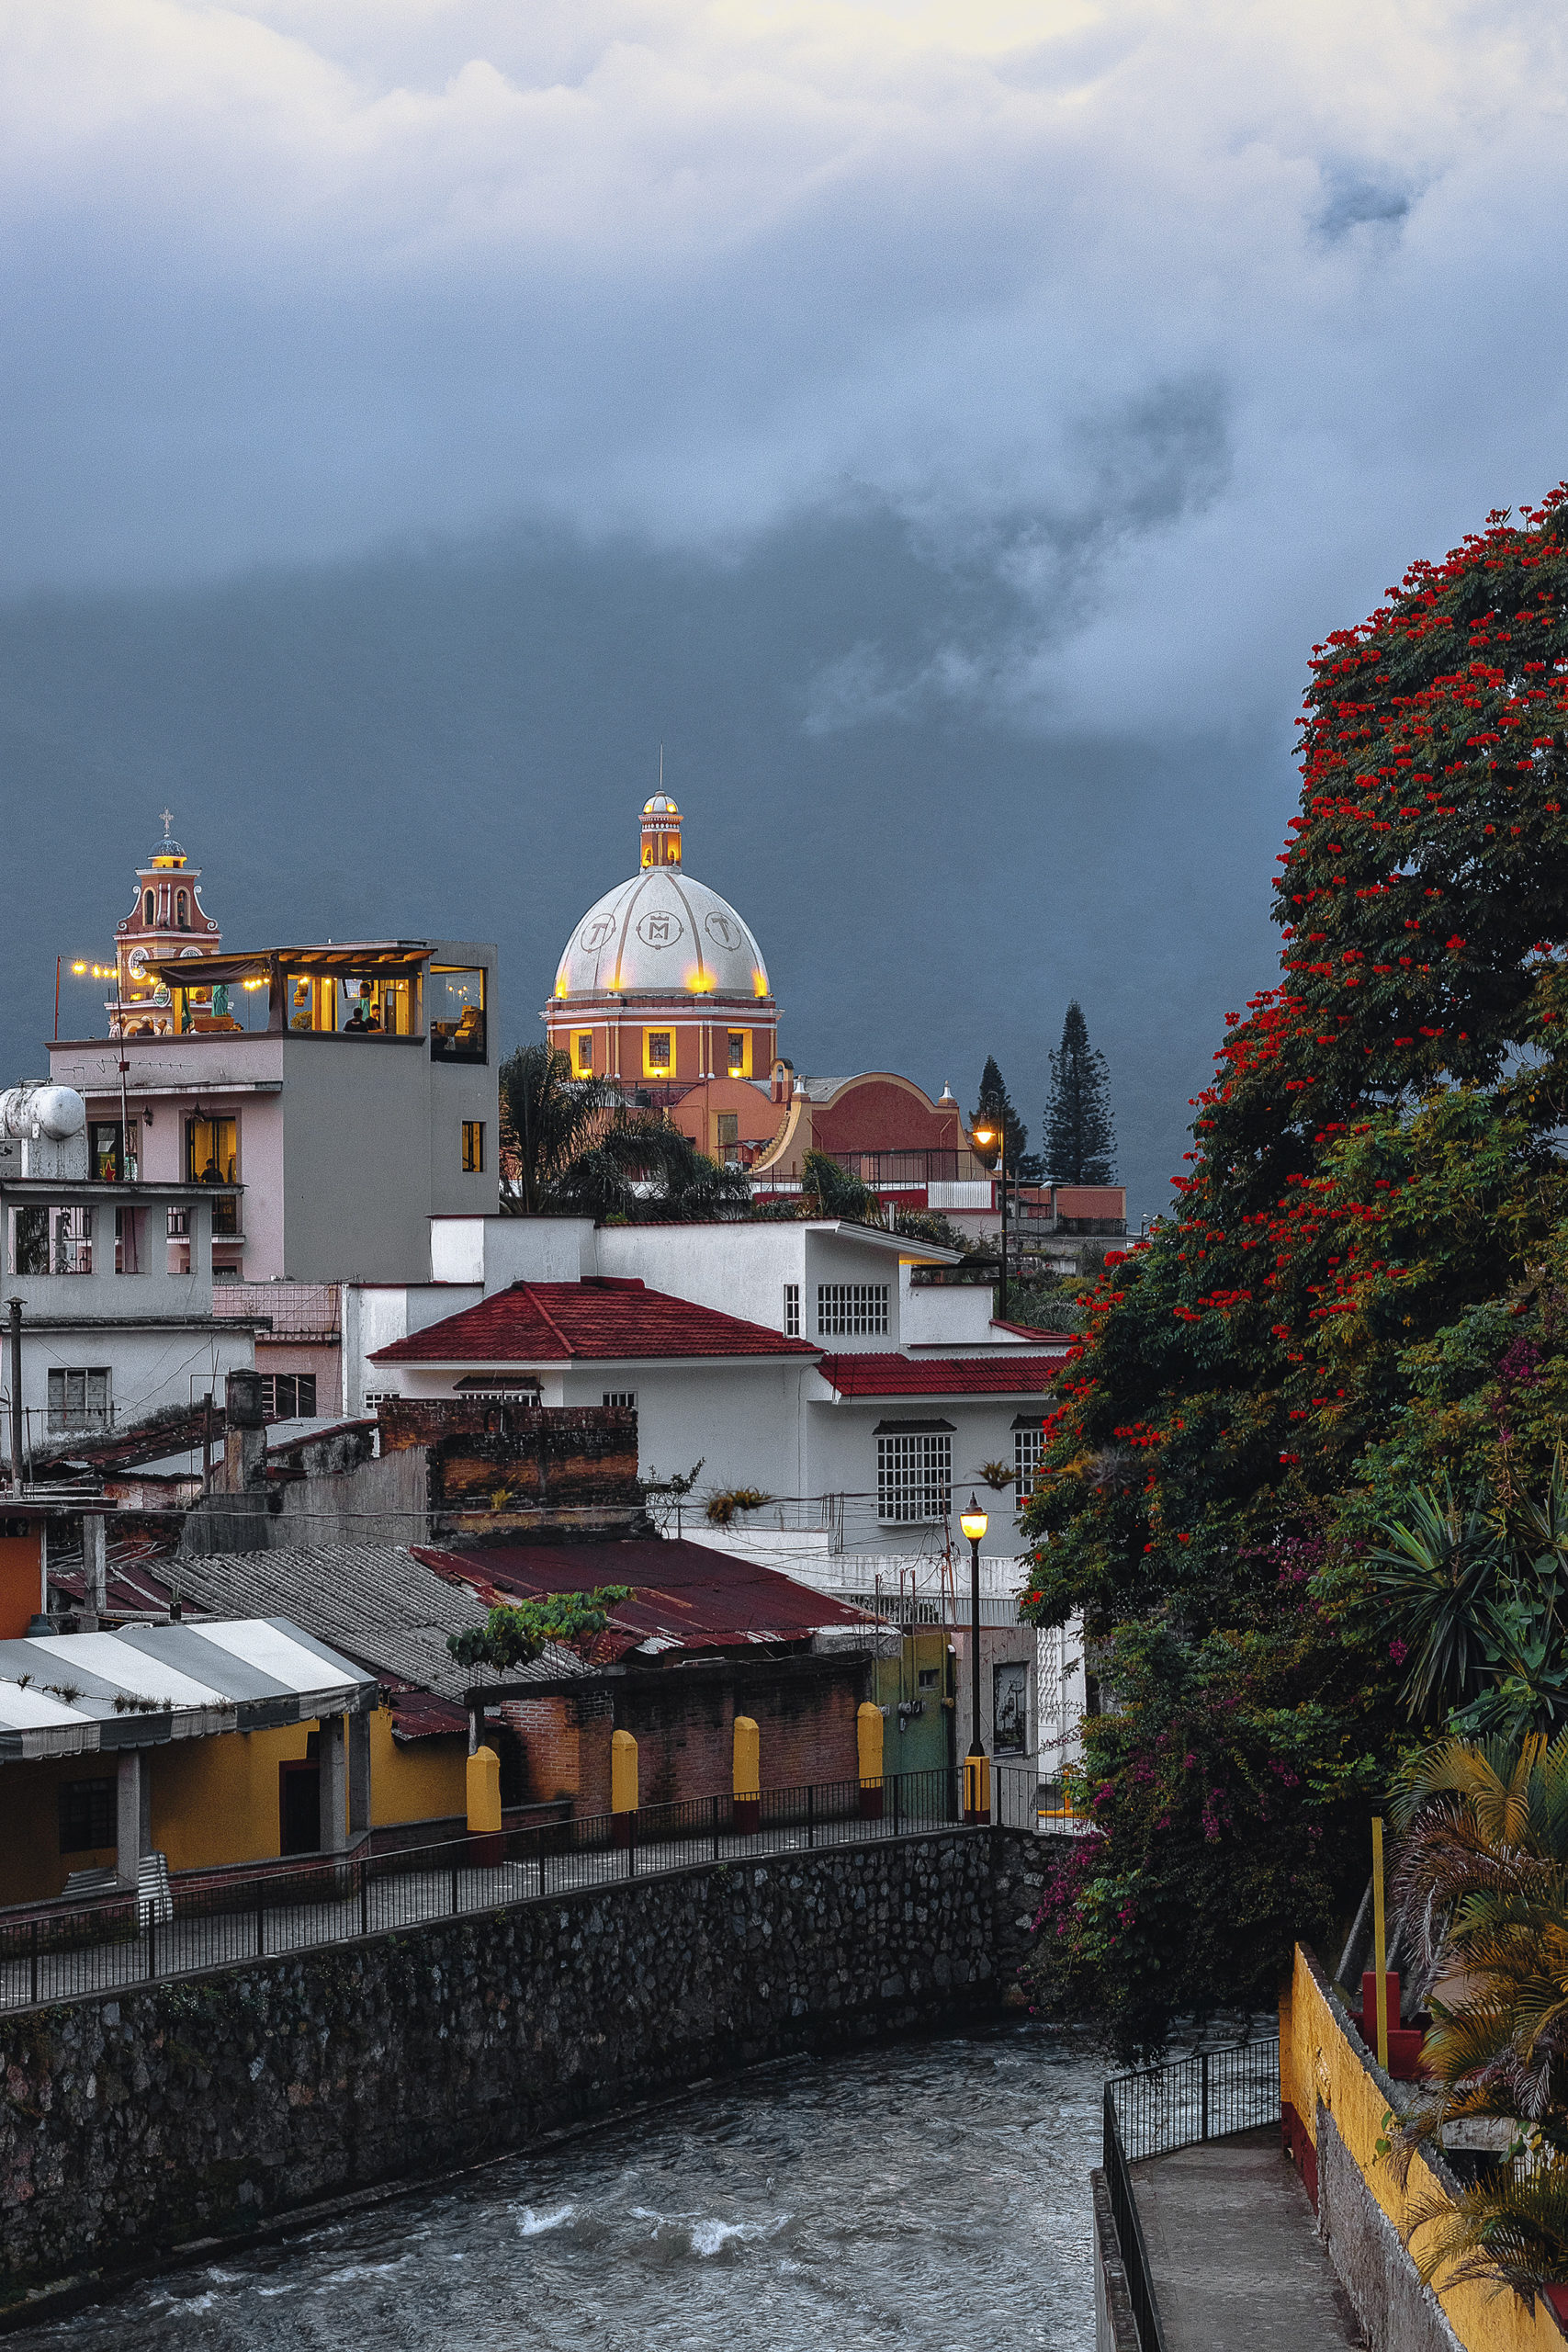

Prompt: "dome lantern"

[640,794,682,869]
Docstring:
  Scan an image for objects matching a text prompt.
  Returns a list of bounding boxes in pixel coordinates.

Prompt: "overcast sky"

[4,1,1568,1216]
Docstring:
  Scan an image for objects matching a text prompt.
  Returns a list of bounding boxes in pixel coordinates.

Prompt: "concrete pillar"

[81,1516,107,1632]
[347,1708,372,1837]
[318,1713,348,1854]
[116,1749,149,1887]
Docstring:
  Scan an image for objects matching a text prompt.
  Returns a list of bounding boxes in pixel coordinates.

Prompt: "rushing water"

[14,2029,1103,2352]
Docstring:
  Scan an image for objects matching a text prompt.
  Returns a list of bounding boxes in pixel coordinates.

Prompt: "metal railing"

[1103,2085,1167,2352]
[1108,2037,1281,2164]
[0,1766,967,2017]
[1101,2039,1280,2352]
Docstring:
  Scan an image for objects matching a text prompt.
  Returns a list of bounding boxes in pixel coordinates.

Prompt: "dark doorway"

[279,1763,321,1856]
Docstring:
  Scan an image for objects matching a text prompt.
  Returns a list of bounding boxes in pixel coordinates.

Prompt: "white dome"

[554,865,769,1001]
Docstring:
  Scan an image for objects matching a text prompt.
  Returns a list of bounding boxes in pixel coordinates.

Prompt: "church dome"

[554,863,769,1001]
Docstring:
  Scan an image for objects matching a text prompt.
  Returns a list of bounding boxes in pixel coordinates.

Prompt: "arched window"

[175,891,189,929]
[142,891,154,925]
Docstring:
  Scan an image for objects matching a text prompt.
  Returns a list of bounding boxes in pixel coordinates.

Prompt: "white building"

[0,1081,256,1458]
[355,1214,1070,1559]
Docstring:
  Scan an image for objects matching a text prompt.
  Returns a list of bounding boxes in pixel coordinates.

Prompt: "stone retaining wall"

[0,1828,1004,2297]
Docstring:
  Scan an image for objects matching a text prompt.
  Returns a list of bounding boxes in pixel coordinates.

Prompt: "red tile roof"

[412,1539,872,1662]
[990,1318,1077,1344]
[370,1278,819,1366]
[817,1351,1066,1397]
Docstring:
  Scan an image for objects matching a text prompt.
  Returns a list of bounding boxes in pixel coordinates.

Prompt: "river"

[9,2028,1104,2352]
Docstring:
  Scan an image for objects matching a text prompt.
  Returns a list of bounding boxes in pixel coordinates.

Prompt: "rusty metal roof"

[412,1537,874,1664]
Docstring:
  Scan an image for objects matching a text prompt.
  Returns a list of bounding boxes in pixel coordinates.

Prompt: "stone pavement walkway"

[1131,2125,1365,2350]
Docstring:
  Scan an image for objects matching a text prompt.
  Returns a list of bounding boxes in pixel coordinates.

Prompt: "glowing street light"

[960,1491,989,1824]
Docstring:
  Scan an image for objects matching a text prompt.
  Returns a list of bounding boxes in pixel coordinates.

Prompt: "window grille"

[603,1391,637,1410]
[817,1283,889,1338]
[260,1374,317,1419]
[47,1368,111,1432]
[59,1776,115,1853]
[1014,1420,1045,1499]
[783,1283,801,1339]
[877,1431,951,1524]
[461,1120,485,1172]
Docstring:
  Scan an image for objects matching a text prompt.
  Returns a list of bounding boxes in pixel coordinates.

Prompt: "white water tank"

[0,1084,90,1179]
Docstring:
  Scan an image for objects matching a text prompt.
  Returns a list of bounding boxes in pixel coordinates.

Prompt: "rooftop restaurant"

[101,943,488,1063]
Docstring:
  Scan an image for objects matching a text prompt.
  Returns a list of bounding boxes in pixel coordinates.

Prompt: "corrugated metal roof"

[170,1543,587,1710]
[413,1537,876,1664]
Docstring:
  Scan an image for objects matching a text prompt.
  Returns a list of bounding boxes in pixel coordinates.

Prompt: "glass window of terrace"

[430,967,486,1062]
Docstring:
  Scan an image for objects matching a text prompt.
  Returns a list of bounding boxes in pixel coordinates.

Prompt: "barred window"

[59,1776,115,1853]
[1014,1419,1045,1499]
[47,1368,110,1431]
[603,1391,637,1410]
[877,1431,951,1524]
[817,1282,889,1338]
[260,1374,317,1419]
[783,1282,801,1338]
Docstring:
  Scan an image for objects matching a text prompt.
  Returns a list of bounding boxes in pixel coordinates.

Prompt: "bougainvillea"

[1020,491,1568,2049]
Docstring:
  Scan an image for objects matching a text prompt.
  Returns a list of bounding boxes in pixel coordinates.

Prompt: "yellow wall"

[370,1709,466,1827]
[152,1721,315,1871]
[0,1711,471,1905]
[1282,1945,1564,2352]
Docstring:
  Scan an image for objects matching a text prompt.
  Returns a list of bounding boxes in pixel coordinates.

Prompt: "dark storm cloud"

[4,2,1568,1213]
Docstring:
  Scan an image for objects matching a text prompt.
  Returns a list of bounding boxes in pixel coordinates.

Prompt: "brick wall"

[501,1663,865,1814]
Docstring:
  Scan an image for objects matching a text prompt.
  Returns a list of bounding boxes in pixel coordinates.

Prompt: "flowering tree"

[1020,491,1568,2048]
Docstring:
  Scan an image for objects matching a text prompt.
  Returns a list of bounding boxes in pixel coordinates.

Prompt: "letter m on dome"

[638,911,676,946]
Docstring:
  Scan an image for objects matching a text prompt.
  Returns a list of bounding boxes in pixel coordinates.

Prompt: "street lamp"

[970,1118,1008,1320]
[959,1491,989,1823]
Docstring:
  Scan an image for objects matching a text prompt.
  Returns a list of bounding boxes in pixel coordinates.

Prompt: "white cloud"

[4,0,1568,743]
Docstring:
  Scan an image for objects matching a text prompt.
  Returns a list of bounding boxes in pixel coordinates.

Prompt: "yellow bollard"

[466,1743,502,1838]
[857,1700,885,1820]
[733,1713,760,1832]
[612,1727,638,1848]
[964,1750,991,1824]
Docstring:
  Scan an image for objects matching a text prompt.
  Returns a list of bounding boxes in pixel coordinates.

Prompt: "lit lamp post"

[959,1491,989,1824]
[971,1118,1007,1320]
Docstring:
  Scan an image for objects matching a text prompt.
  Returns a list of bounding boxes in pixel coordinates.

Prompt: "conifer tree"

[1043,1004,1116,1185]
[973,1055,1031,1172]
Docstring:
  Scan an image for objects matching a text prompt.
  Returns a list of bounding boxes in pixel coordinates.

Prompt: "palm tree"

[549,1104,751,1221]
[1390,1732,1568,2301]
[499,1044,616,1215]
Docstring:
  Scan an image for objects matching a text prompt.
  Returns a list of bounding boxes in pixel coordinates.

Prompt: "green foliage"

[498,1044,616,1216]
[1043,1002,1116,1186]
[975,1055,1032,1176]
[553,1106,751,1221]
[1021,1592,1387,2054]
[1016,486,1568,2048]
[1388,1733,1568,2296]
[800,1150,880,1223]
[446,1586,633,1674]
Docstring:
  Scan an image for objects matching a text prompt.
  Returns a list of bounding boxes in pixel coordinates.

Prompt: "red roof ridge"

[513,1282,576,1355]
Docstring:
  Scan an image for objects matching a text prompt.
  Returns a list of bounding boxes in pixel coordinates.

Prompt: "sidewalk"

[1131,2125,1364,2350]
